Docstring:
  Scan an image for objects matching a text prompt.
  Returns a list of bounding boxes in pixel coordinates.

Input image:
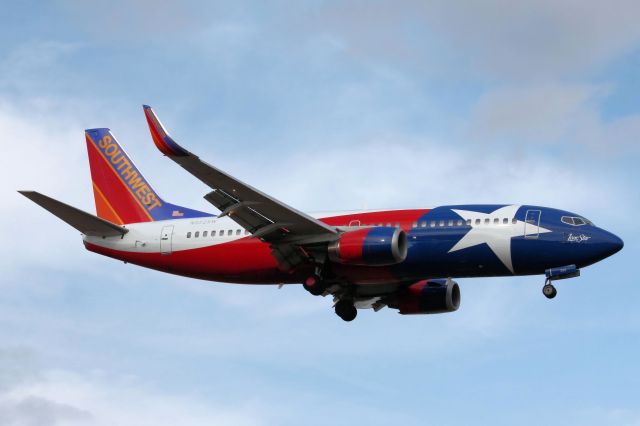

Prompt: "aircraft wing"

[19,191,128,237]
[143,105,338,253]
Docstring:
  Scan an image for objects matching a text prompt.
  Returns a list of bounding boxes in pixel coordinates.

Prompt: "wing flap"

[19,191,128,237]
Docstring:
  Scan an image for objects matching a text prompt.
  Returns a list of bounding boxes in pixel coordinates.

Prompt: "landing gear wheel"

[335,300,357,322]
[543,283,557,299]
[303,275,325,296]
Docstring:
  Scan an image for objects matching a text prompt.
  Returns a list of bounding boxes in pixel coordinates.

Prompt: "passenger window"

[493,218,499,224]
[227,230,232,236]
[457,220,463,226]
[245,230,250,235]
[503,218,508,224]
[236,229,241,235]
[439,220,445,227]
[421,221,427,228]
[379,223,383,227]
[187,232,192,238]
[512,218,517,224]
[430,221,435,227]
[203,231,208,237]
[475,219,481,225]
[386,222,391,227]
[484,218,490,225]
[211,230,216,237]
[195,231,200,238]
[466,219,471,226]
[412,221,417,228]
[448,220,453,226]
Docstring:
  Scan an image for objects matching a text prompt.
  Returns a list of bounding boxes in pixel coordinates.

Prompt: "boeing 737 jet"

[20,106,624,321]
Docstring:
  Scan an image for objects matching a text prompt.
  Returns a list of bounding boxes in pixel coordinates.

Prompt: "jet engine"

[393,279,461,314]
[328,227,407,266]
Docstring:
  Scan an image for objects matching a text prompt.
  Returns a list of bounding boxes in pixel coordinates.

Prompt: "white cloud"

[0,396,92,426]
[0,41,81,94]
[56,0,214,43]
[236,133,630,223]
[469,84,604,143]
[466,82,640,162]
[0,367,264,426]
[310,0,640,80]
[0,100,98,276]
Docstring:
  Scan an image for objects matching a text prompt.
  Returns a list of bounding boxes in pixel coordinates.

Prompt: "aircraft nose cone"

[600,230,624,258]
[609,232,624,254]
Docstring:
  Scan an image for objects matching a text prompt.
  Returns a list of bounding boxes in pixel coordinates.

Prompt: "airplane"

[19,105,624,322]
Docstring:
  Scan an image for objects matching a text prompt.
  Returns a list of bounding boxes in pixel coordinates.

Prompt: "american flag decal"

[172,210,184,217]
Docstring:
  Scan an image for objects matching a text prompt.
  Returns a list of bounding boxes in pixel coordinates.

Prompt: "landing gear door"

[160,225,174,255]
[524,210,541,239]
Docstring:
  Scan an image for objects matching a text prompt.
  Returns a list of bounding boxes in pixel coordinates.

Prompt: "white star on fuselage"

[448,205,551,274]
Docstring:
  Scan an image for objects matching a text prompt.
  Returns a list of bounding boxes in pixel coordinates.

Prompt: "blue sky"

[1,1,639,425]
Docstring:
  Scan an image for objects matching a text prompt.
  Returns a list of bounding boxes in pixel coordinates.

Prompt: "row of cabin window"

[186,229,250,238]
[411,218,517,228]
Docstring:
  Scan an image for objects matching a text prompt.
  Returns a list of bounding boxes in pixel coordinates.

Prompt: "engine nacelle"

[395,279,461,314]
[328,227,407,266]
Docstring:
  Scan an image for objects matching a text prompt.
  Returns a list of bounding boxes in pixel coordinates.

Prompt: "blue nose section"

[599,230,624,258]
[608,232,624,254]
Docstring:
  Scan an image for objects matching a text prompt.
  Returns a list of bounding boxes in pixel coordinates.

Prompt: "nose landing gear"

[541,265,580,300]
[542,280,557,299]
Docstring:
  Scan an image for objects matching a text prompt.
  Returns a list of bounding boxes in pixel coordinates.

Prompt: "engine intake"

[395,279,461,314]
[328,227,407,266]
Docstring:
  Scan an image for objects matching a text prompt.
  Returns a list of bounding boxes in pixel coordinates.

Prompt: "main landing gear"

[542,280,557,299]
[334,299,357,322]
[302,271,357,322]
[303,274,326,296]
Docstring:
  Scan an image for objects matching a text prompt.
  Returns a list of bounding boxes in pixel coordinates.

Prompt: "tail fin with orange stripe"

[85,128,211,224]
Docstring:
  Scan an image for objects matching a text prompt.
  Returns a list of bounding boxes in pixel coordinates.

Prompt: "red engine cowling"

[394,279,461,314]
[328,227,407,266]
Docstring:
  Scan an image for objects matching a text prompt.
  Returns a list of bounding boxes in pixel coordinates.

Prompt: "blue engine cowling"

[393,279,461,314]
[327,227,407,266]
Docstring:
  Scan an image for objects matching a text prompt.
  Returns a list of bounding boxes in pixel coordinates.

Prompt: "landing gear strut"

[542,280,557,299]
[335,299,357,322]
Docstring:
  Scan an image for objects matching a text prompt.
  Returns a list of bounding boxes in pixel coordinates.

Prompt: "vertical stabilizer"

[85,128,211,224]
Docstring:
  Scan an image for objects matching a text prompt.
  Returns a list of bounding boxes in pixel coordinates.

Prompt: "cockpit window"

[561,216,593,226]
[561,216,574,225]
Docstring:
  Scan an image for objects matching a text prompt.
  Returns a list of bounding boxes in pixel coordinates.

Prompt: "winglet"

[142,105,189,157]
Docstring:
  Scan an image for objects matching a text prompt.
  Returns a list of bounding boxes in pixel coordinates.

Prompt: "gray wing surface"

[19,191,128,237]
[143,105,338,245]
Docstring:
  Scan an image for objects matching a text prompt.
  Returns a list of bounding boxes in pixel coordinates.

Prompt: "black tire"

[543,284,557,299]
[303,275,325,296]
[335,300,357,322]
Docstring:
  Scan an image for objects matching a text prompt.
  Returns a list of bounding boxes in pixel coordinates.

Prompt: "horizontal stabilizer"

[19,191,128,237]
